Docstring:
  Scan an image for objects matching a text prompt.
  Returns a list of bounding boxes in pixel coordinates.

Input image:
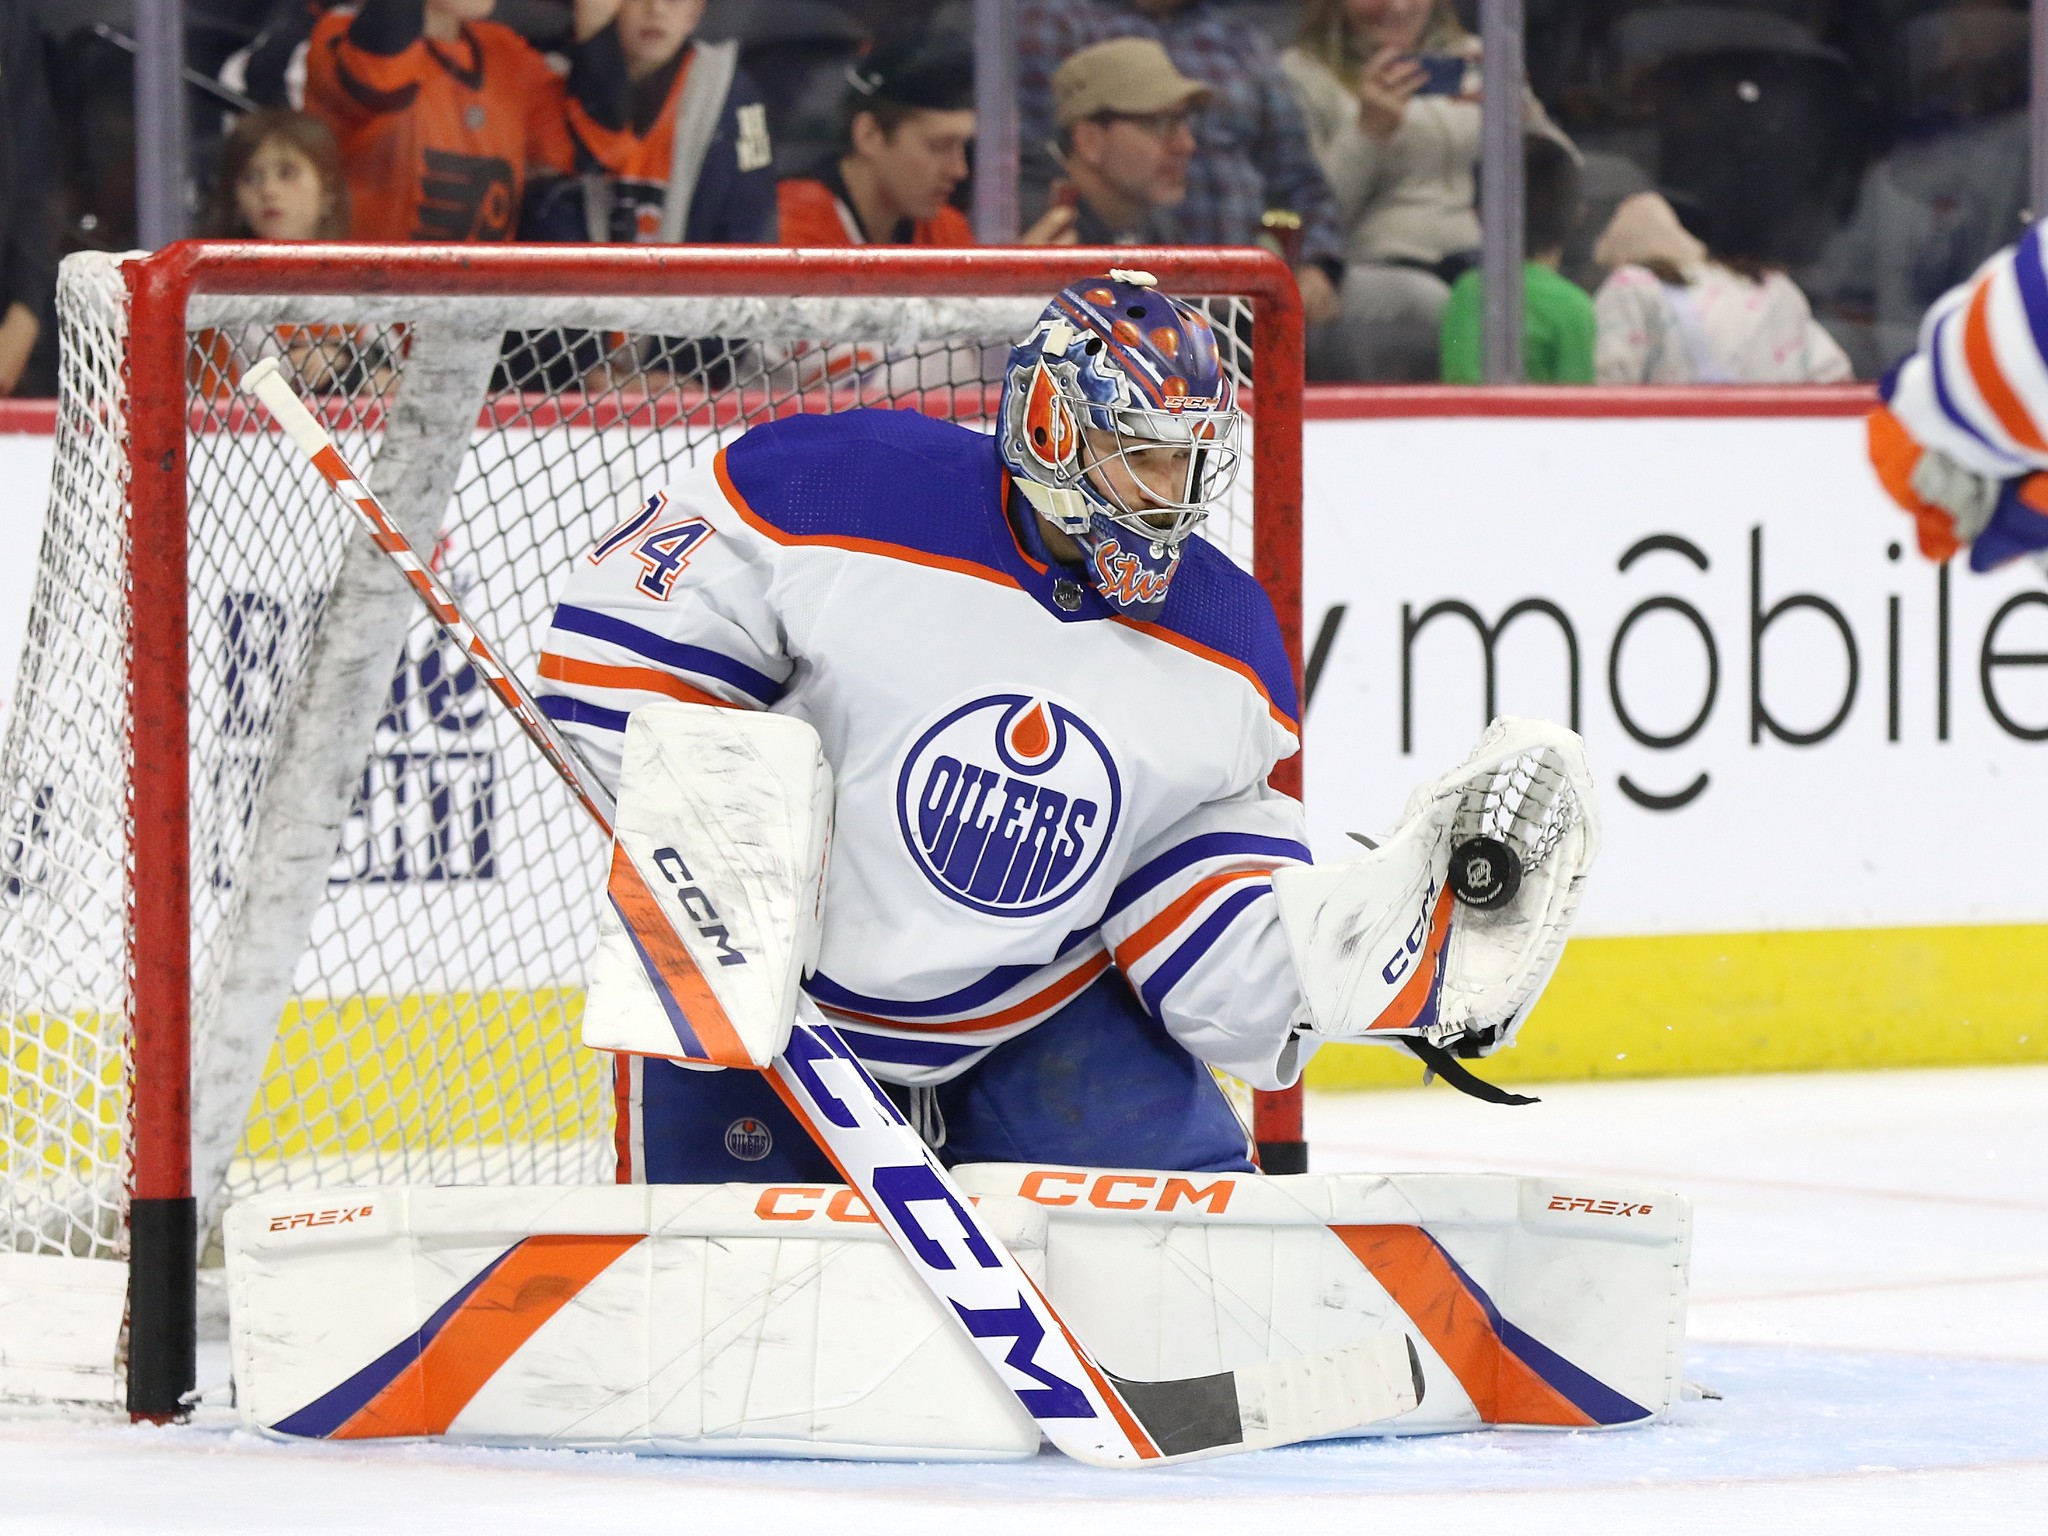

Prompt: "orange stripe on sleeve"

[1112,867,1274,974]
[824,951,1113,1036]
[537,652,742,709]
[1962,275,2048,454]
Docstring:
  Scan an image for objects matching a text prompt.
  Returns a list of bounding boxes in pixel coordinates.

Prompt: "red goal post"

[15,243,1305,1419]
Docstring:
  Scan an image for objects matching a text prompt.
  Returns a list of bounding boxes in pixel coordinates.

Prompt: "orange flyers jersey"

[776,177,975,247]
[306,11,572,241]
[565,49,687,186]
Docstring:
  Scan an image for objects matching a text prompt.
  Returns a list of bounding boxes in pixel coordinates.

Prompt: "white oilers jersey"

[539,409,1313,1089]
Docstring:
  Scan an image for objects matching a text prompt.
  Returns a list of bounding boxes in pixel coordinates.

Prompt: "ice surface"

[6,1066,2044,1535]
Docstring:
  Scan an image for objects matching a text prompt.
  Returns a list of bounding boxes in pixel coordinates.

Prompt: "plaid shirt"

[1018,0,1344,272]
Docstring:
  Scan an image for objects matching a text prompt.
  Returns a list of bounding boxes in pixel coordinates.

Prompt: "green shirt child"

[1439,260,1597,384]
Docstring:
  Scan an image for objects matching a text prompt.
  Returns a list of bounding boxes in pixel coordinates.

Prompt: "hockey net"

[0,244,1302,1410]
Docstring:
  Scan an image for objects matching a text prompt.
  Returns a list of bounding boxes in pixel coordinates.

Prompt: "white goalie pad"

[224,1168,1686,1457]
[582,702,832,1067]
[1273,717,1599,1055]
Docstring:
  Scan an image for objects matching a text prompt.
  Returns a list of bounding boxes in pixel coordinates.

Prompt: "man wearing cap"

[779,35,1076,246]
[1019,0,1344,322]
[1050,38,1205,246]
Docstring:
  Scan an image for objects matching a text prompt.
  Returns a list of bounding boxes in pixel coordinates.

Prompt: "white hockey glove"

[1272,718,1599,1103]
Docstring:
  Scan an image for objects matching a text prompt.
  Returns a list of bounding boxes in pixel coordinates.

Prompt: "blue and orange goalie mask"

[997,272,1242,620]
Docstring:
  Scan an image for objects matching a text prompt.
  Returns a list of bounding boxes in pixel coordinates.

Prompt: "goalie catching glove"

[1272,718,1599,1104]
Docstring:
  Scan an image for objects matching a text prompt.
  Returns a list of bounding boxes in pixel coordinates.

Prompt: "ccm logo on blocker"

[651,845,745,966]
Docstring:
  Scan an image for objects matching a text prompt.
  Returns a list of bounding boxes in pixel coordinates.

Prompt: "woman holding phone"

[1282,0,1568,380]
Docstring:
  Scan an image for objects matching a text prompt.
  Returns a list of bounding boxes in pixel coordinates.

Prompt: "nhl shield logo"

[895,694,1122,917]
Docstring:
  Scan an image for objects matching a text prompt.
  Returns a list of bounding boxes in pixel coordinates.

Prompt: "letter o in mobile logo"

[896,694,1122,917]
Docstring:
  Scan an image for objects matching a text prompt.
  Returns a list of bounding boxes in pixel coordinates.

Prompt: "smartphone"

[1406,54,1468,96]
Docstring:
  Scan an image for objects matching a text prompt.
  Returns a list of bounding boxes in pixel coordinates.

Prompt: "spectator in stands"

[304,0,573,241]
[778,35,1075,245]
[195,111,382,395]
[1282,0,1571,380]
[0,0,57,396]
[1591,191,1850,384]
[1017,0,1342,322]
[204,109,352,240]
[522,0,776,244]
[1046,38,1206,246]
[1439,133,1593,384]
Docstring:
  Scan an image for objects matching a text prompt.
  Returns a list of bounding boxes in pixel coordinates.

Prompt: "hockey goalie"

[538,271,1597,1176]
[226,274,1688,1465]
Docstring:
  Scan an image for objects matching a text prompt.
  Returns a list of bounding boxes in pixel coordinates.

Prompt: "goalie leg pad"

[226,1168,1685,1457]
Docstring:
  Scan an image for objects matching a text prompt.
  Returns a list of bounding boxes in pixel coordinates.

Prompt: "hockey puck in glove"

[1449,835,1521,909]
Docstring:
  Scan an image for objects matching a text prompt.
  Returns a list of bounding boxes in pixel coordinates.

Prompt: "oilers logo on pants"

[896,694,1123,918]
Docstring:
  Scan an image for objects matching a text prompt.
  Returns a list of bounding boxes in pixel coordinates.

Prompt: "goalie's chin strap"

[1401,1038,1541,1107]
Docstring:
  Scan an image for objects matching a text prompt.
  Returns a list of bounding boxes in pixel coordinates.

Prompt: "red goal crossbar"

[120,242,1307,1419]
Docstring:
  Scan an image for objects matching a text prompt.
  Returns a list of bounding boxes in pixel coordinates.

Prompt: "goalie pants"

[616,970,1257,1182]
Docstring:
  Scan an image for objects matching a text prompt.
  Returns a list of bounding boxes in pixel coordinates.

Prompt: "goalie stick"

[240,357,1422,1465]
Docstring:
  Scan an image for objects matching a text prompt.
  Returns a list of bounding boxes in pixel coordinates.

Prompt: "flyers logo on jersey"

[896,694,1122,917]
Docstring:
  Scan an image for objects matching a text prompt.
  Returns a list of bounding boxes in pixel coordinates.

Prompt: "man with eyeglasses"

[1020,0,1344,325]
[1049,38,1206,247]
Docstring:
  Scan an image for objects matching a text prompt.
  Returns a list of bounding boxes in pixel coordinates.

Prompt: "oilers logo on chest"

[895,695,1122,918]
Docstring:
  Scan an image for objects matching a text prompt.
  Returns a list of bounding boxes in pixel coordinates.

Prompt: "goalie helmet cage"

[0,242,1305,1421]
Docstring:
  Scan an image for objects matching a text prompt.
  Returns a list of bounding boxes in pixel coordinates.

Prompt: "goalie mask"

[997,272,1241,620]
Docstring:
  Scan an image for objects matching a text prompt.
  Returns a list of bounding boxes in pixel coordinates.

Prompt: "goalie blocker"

[225,1169,1687,1458]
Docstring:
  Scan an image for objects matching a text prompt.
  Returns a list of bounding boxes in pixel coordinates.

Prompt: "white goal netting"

[0,251,1268,1265]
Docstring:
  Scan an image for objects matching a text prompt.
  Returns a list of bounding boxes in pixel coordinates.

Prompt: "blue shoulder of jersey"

[720,409,1012,572]
[1151,537,1301,727]
[722,408,1298,727]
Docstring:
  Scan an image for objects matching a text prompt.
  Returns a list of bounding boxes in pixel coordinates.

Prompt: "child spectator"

[304,0,572,241]
[1591,191,1851,384]
[196,111,383,395]
[524,0,776,244]
[778,35,1074,246]
[1048,37,1207,245]
[205,108,352,240]
[1439,134,1594,384]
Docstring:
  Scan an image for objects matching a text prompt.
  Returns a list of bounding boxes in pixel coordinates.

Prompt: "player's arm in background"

[303,0,429,139]
[1097,784,1315,1094]
[1870,222,2048,572]
[536,474,794,793]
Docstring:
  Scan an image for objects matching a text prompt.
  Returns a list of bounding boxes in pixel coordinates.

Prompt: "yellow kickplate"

[1305,924,2048,1091]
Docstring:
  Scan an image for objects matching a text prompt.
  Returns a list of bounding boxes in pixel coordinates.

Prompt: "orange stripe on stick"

[334,1234,644,1438]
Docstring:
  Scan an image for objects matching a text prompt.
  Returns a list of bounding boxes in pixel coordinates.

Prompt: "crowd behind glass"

[0,0,2029,394]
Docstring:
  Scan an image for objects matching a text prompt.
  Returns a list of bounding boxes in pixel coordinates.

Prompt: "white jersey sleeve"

[536,484,793,791]
[1097,784,1314,1092]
